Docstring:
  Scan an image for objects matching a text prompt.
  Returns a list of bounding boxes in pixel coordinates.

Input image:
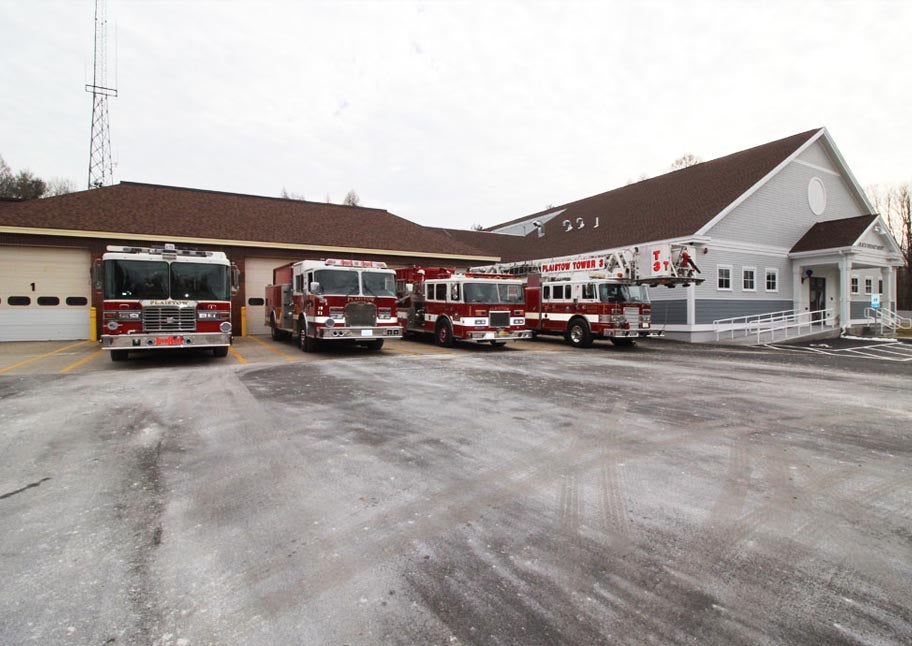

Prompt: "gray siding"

[797,144,838,171]
[650,300,687,325]
[851,301,871,319]
[705,141,868,248]
[696,299,794,324]
[691,249,792,301]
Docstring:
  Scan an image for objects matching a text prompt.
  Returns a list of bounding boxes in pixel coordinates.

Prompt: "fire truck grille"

[623,307,640,324]
[345,302,377,327]
[490,311,510,327]
[143,305,196,333]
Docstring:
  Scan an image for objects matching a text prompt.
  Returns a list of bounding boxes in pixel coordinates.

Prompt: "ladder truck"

[265,258,402,352]
[94,244,240,361]
[473,243,702,348]
[395,267,532,347]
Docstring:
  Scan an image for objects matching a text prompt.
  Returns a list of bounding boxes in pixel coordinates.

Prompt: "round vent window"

[808,177,827,216]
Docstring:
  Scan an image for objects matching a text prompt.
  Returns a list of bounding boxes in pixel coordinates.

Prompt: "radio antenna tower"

[85,0,117,189]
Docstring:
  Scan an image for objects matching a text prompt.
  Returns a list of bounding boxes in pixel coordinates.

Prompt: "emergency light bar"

[106,245,212,258]
[324,258,388,268]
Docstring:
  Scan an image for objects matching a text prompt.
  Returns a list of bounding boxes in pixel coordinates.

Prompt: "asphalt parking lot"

[1,335,910,645]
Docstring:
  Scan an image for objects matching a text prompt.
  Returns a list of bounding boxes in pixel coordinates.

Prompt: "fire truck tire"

[110,350,128,362]
[299,319,316,352]
[212,346,229,358]
[270,317,281,341]
[611,338,635,347]
[435,319,455,348]
[363,339,384,351]
[566,318,594,348]
[489,341,507,348]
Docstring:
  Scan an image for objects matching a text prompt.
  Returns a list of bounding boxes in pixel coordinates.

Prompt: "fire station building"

[0,127,904,343]
[439,128,904,342]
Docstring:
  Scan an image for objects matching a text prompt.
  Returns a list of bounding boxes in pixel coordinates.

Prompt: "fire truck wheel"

[212,346,229,358]
[611,338,635,347]
[566,318,594,348]
[110,350,128,362]
[270,318,281,341]
[363,339,384,351]
[299,319,316,352]
[435,320,455,347]
[489,340,507,348]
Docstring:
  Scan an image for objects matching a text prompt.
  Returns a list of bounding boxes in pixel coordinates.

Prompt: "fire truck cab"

[265,258,402,352]
[395,267,532,347]
[94,244,239,361]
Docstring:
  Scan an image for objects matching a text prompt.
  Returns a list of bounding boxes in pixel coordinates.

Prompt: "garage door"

[244,256,299,335]
[0,246,92,341]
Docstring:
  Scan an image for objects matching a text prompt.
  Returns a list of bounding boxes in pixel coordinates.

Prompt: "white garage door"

[244,256,299,335]
[0,246,92,341]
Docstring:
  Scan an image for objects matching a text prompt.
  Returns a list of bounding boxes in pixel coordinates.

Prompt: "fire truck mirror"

[230,266,241,293]
[405,283,414,293]
[310,281,322,294]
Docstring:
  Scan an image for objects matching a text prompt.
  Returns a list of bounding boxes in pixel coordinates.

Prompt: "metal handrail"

[713,309,796,340]
[745,308,833,343]
[864,308,912,335]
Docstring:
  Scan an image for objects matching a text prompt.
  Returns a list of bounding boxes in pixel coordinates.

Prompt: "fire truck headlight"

[325,318,336,328]
[220,322,232,333]
[642,322,650,329]
[474,319,486,326]
[106,321,120,331]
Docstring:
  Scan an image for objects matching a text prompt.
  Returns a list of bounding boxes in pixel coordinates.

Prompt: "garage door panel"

[245,257,298,335]
[0,247,91,342]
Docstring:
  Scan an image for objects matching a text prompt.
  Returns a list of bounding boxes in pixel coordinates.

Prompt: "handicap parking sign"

[871,294,881,309]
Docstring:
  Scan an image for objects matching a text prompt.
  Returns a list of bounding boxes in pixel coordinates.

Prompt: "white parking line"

[764,340,912,362]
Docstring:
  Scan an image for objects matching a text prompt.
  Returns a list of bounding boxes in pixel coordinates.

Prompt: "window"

[66,296,88,306]
[582,283,596,300]
[543,285,550,299]
[765,269,778,292]
[435,284,447,300]
[864,278,873,295]
[37,296,60,306]
[8,296,31,306]
[450,283,460,301]
[850,276,859,294]
[878,279,883,294]
[742,268,756,291]
[717,266,732,291]
[247,297,265,306]
[426,284,434,300]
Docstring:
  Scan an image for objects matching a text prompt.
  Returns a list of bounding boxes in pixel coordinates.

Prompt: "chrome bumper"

[102,332,232,350]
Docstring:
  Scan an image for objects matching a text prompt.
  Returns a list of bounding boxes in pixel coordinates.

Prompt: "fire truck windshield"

[463,282,525,304]
[171,263,231,300]
[362,271,396,297]
[105,259,229,300]
[598,283,650,304]
[314,269,360,296]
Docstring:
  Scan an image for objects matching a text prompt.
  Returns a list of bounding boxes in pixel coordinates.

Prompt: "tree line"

[0,156,76,200]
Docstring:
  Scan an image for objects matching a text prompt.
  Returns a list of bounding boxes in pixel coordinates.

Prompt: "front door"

[809,277,826,321]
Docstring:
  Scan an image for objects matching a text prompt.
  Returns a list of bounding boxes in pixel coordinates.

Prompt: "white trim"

[792,159,840,176]
[742,266,757,292]
[717,264,733,291]
[701,238,791,258]
[696,129,825,236]
[0,226,499,263]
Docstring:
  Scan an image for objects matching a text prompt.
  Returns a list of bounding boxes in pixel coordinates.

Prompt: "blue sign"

[871,294,881,309]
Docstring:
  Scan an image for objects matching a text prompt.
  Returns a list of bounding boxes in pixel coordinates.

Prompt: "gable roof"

[790,214,879,253]
[0,181,495,261]
[479,128,823,261]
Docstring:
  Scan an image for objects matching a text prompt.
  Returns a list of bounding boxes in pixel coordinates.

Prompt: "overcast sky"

[2,0,910,229]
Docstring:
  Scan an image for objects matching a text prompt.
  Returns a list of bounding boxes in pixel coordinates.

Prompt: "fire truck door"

[281,284,295,328]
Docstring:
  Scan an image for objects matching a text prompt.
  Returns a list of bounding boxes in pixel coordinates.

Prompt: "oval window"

[808,177,827,216]
[37,296,61,306]
[8,296,31,306]
[248,297,265,306]
[66,296,89,306]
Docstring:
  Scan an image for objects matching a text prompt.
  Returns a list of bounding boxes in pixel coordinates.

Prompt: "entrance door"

[809,277,826,321]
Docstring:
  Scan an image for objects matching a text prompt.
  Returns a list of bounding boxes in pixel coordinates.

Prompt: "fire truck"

[265,258,402,352]
[475,243,702,348]
[94,244,239,361]
[395,267,532,347]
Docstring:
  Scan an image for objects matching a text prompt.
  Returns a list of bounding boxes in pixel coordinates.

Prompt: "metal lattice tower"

[85,0,117,189]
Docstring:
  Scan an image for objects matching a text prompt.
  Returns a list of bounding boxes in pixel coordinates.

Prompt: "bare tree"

[1,155,75,199]
[670,153,702,171]
[342,189,360,207]
[470,223,484,231]
[868,182,912,308]
[280,187,306,200]
[46,178,77,197]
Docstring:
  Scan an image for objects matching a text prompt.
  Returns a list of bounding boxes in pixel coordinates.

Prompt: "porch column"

[686,283,695,325]
[792,264,803,312]
[881,266,894,311]
[839,255,852,330]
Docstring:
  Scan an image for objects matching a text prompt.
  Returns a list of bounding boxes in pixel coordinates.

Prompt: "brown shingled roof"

[479,129,822,261]
[790,214,877,253]
[0,181,494,259]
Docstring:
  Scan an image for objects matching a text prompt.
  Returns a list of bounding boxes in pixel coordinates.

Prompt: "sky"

[2,0,910,229]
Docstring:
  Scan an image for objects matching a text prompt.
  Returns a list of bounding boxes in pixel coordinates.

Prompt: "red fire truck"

[477,243,702,348]
[395,267,532,347]
[265,258,402,352]
[94,244,239,361]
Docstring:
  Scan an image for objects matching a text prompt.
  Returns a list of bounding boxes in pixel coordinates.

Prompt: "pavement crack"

[0,476,51,501]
